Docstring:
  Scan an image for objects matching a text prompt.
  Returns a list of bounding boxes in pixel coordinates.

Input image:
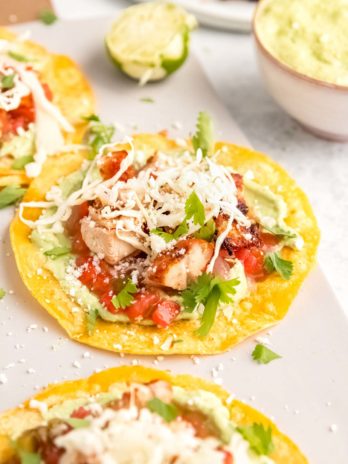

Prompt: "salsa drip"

[64,151,279,328]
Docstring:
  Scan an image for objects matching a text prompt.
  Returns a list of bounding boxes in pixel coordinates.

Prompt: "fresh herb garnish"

[194,218,216,241]
[65,418,90,429]
[87,308,98,336]
[237,423,274,456]
[12,155,34,170]
[18,451,41,464]
[38,9,58,25]
[1,73,15,90]
[252,344,281,364]
[0,288,5,299]
[172,339,183,344]
[0,185,26,209]
[264,252,293,280]
[263,225,296,240]
[192,111,214,158]
[112,279,138,310]
[140,97,154,103]
[151,191,205,243]
[147,397,178,422]
[182,273,239,336]
[85,115,115,159]
[44,246,70,259]
[8,51,29,62]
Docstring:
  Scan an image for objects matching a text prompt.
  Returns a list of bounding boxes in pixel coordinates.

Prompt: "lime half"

[105,2,197,84]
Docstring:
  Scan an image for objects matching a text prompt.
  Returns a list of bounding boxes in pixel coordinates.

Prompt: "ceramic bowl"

[253,1,348,142]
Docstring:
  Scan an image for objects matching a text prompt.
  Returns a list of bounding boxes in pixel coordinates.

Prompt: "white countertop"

[52,0,348,314]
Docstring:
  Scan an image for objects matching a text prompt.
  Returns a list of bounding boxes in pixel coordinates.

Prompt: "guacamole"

[256,0,348,86]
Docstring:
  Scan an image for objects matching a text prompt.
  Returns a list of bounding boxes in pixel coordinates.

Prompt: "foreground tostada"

[0,28,94,186]
[0,366,307,463]
[11,113,319,354]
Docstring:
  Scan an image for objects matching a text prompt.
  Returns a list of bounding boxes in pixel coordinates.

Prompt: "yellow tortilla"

[0,27,95,184]
[0,365,307,463]
[10,133,320,355]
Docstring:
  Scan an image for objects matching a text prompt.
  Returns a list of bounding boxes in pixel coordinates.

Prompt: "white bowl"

[253,2,348,142]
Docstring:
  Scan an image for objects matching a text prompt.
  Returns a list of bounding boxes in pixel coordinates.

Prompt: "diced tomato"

[260,232,280,248]
[222,450,234,464]
[77,256,111,295]
[234,246,266,278]
[100,292,117,314]
[40,446,62,464]
[99,150,137,181]
[41,82,53,101]
[0,94,35,137]
[71,406,90,419]
[181,410,214,438]
[125,292,160,320]
[151,300,180,328]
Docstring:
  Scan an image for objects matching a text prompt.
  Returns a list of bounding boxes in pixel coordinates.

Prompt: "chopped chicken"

[146,238,214,291]
[215,214,260,253]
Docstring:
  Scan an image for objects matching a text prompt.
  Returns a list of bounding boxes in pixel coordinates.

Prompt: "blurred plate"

[134,0,256,31]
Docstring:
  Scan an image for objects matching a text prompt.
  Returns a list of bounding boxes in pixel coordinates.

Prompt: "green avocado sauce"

[256,0,348,85]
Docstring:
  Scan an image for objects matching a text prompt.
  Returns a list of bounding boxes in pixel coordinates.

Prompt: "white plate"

[1,18,348,464]
[134,0,256,31]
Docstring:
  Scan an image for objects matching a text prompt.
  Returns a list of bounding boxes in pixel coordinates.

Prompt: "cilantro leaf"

[182,273,239,335]
[0,185,26,209]
[12,155,34,170]
[140,97,154,103]
[151,228,175,243]
[252,344,281,364]
[112,279,138,309]
[195,285,220,337]
[8,51,29,62]
[263,225,296,240]
[44,246,70,259]
[82,114,100,122]
[0,288,5,299]
[192,111,214,158]
[147,398,178,422]
[18,451,41,464]
[264,252,293,280]
[1,73,15,90]
[185,191,205,226]
[87,308,98,336]
[194,218,216,241]
[85,116,115,159]
[173,221,189,239]
[237,423,274,456]
[38,9,58,25]
[65,418,90,429]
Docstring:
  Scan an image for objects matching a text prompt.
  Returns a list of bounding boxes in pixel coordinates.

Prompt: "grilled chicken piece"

[146,238,214,291]
[215,214,260,254]
[80,217,136,265]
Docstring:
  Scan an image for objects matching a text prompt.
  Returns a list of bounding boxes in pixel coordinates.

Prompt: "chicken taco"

[0,366,307,463]
[11,113,319,354]
[0,28,94,186]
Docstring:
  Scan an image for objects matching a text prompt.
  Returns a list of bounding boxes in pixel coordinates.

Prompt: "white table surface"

[50,0,348,315]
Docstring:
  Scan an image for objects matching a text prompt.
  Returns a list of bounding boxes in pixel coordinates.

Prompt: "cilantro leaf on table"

[264,252,293,280]
[0,288,5,299]
[112,279,138,309]
[194,218,216,241]
[0,185,26,209]
[140,97,154,103]
[147,398,178,422]
[185,191,205,226]
[252,344,281,364]
[44,246,70,259]
[38,9,58,25]
[237,423,274,456]
[87,308,99,336]
[192,111,214,158]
